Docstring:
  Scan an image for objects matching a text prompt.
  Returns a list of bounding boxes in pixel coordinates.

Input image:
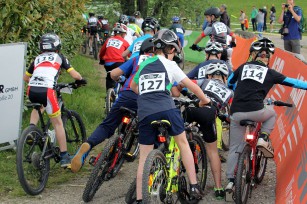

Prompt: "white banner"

[0,43,27,146]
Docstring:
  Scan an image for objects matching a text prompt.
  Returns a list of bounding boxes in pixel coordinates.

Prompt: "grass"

[0,54,106,198]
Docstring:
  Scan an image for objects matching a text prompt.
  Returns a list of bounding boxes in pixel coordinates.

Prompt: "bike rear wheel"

[82,39,87,54]
[16,126,50,195]
[82,134,119,202]
[221,105,230,151]
[142,149,168,203]
[93,38,98,60]
[105,88,116,115]
[62,110,86,155]
[254,149,268,184]
[235,146,252,204]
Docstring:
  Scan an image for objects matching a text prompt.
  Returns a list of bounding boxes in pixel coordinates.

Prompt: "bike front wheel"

[93,38,98,60]
[105,88,116,115]
[125,178,137,204]
[254,149,268,184]
[142,149,168,203]
[235,145,252,204]
[221,105,230,151]
[16,125,50,195]
[62,110,86,155]
[82,134,119,202]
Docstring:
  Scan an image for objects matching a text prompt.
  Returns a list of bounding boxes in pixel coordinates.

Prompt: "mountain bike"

[105,76,125,116]
[226,99,293,204]
[16,81,87,195]
[92,36,99,60]
[125,98,207,204]
[82,106,139,202]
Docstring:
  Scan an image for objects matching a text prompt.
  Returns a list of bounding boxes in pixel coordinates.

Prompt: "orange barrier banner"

[268,48,307,204]
[231,36,257,69]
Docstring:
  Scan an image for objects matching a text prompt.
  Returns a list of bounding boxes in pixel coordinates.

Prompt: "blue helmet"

[172,16,180,22]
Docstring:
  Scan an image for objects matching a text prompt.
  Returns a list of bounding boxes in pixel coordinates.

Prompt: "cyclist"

[190,7,236,67]
[97,15,110,43]
[131,29,212,203]
[87,12,102,55]
[182,62,233,200]
[128,16,143,38]
[23,33,86,168]
[99,23,130,90]
[225,38,307,200]
[169,16,185,47]
[71,38,155,173]
[122,17,159,59]
[119,14,135,45]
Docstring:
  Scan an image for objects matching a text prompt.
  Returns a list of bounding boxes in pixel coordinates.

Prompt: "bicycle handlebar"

[56,81,86,91]
[273,101,293,107]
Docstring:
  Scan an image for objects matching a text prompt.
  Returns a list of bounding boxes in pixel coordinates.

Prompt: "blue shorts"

[138,109,185,145]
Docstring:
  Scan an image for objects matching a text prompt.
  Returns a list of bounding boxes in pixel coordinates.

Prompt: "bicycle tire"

[82,134,119,202]
[105,88,116,115]
[123,123,140,158]
[125,178,137,204]
[235,146,252,204]
[93,38,98,60]
[142,149,168,203]
[82,39,87,54]
[221,105,230,151]
[254,149,268,184]
[62,110,86,155]
[16,125,50,195]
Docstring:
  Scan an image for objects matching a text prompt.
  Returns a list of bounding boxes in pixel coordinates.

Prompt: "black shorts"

[183,106,217,143]
[89,26,98,36]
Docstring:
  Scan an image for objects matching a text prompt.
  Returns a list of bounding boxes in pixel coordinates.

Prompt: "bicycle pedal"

[124,153,135,162]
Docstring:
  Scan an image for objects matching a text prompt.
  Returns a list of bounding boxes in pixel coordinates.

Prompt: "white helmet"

[205,62,229,77]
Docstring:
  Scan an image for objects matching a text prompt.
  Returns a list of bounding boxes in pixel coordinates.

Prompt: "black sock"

[136,199,142,204]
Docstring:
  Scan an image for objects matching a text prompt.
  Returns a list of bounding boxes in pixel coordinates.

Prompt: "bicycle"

[125,98,207,204]
[16,81,87,195]
[226,99,293,204]
[82,106,139,202]
[105,76,126,116]
[92,36,99,60]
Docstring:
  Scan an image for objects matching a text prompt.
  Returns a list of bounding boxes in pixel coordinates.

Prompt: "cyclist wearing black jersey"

[87,13,102,55]
[225,38,307,199]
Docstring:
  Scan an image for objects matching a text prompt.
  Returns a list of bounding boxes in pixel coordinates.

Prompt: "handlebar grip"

[273,101,293,107]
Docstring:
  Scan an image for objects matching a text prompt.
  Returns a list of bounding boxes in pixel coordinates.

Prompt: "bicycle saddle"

[120,106,136,117]
[25,103,42,110]
[151,120,171,129]
[240,120,256,127]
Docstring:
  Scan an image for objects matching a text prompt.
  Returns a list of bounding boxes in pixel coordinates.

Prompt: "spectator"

[244,18,249,30]
[269,10,276,32]
[278,0,302,54]
[134,11,144,28]
[257,9,265,38]
[220,4,230,28]
[239,10,246,31]
[251,6,258,31]
[263,6,268,31]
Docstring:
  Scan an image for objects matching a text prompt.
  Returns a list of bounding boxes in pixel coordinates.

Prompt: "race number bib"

[34,54,56,66]
[29,76,49,87]
[132,41,143,53]
[204,80,232,102]
[241,65,268,84]
[198,66,207,79]
[106,39,123,49]
[176,28,184,34]
[213,23,227,34]
[88,18,97,23]
[138,55,151,65]
[139,73,165,94]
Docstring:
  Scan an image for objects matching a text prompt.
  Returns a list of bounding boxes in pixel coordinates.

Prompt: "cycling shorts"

[89,26,98,36]
[27,86,61,118]
[138,108,185,145]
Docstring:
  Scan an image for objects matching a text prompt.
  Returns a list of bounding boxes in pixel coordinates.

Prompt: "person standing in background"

[263,6,268,31]
[239,10,246,31]
[251,6,258,31]
[134,11,144,29]
[220,4,230,28]
[257,8,265,38]
[269,5,276,32]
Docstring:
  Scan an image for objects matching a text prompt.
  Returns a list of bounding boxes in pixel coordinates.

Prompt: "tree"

[119,0,135,15]
[137,0,148,17]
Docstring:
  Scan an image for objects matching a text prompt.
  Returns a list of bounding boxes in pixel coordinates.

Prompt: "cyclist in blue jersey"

[122,17,159,59]
[70,38,155,173]
[169,16,185,47]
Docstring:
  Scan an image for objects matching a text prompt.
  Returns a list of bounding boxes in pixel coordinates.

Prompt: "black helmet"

[142,17,159,32]
[204,7,221,18]
[250,38,275,54]
[140,38,154,54]
[205,41,223,55]
[151,29,181,53]
[119,14,129,25]
[39,33,61,52]
[97,15,103,19]
[89,12,95,17]
[129,16,136,23]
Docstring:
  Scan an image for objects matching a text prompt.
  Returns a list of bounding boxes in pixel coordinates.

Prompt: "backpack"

[294,6,306,33]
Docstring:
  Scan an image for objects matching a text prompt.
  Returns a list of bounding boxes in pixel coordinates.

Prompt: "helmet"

[205,41,223,55]
[134,11,141,16]
[205,62,229,77]
[140,37,154,54]
[172,16,180,22]
[142,17,159,31]
[39,33,61,52]
[97,15,103,19]
[250,38,275,54]
[129,16,136,23]
[204,7,221,18]
[89,12,95,17]
[113,23,127,33]
[119,14,129,25]
[151,29,181,53]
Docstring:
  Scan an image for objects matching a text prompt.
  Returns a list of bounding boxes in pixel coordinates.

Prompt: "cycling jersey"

[88,17,99,27]
[169,24,185,35]
[128,34,152,59]
[119,54,154,91]
[134,55,186,121]
[201,21,232,44]
[125,27,135,45]
[26,52,73,89]
[99,35,129,63]
[128,23,143,36]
